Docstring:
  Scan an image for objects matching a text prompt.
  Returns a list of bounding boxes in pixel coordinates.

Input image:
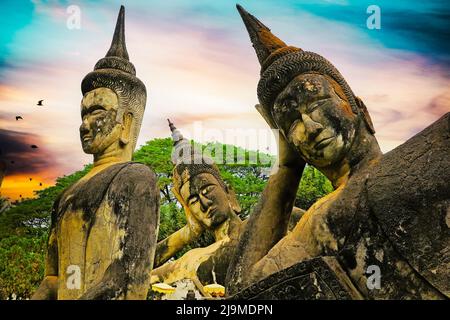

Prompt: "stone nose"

[302,114,323,138]
[79,119,90,135]
[199,194,213,212]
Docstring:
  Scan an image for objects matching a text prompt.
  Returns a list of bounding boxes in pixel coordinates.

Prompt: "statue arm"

[226,164,304,294]
[79,163,160,300]
[226,105,305,295]
[31,200,60,300]
[154,225,198,268]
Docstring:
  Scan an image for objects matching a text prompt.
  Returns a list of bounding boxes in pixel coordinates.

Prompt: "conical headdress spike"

[167,119,184,145]
[236,4,287,65]
[106,5,129,60]
[167,119,176,133]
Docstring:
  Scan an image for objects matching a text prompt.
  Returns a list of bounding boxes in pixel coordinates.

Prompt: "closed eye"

[82,105,106,118]
[201,185,215,196]
[188,195,199,205]
[81,105,106,118]
[90,105,106,115]
[307,98,331,113]
[273,99,299,115]
[91,109,105,116]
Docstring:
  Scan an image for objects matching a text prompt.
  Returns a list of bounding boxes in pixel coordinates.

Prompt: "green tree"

[0,234,47,299]
[296,165,334,209]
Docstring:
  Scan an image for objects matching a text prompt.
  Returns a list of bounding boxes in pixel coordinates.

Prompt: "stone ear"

[120,112,133,145]
[355,96,376,134]
[226,184,242,213]
[171,186,189,210]
[255,104,277,130]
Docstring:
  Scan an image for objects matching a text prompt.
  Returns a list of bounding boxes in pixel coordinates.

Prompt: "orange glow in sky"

[1,174,52,201]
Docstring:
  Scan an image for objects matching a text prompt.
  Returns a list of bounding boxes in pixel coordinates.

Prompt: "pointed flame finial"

[105,5,129,60]
[167,119,184,146]
[167,119,176,132]
[236,4,289,66]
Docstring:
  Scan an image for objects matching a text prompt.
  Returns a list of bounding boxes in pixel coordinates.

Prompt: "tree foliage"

[0,234,47,299]
[297,165,334,209]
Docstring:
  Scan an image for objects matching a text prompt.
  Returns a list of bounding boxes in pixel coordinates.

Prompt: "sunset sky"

[0,0,449,200]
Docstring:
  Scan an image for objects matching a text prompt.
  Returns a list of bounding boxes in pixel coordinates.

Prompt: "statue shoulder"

[367,113,450,297]
[368,112,449,203]
[113,162,157,186]
[55,162,133,215]
[107,162,159,201]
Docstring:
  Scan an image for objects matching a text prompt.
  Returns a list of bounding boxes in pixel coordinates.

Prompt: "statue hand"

[172,187,205,241]
[255,104,305,168]
[150,274,161,285]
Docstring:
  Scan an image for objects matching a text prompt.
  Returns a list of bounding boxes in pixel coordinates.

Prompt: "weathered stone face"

[272,73,357,168]
[79,87,123,155]
[180,173,231,229]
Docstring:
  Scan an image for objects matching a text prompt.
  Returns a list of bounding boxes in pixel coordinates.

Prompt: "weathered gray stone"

[226,5,449,300]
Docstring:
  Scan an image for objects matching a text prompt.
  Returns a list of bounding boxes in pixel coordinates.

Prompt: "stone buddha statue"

[150,120,243,297]
[226,5,449,299]
[32,6,160,300]
[150,120,305,298]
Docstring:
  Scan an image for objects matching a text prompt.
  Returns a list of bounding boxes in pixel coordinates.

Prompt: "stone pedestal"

[230,256,362,300]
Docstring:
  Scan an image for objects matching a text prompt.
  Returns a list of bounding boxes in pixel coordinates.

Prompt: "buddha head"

[168,120,241,230]
[80,6,146,159]
[236,5,377,170]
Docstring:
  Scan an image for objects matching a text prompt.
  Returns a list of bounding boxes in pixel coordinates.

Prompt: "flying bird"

[37,100,44,106]
[30,145,38,149]
[39,182,42,186]
[16,116,23,121]
[29,178,32,181]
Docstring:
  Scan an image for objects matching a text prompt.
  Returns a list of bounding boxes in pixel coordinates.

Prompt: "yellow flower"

[152,283,175,295]
[203,284,225,297]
